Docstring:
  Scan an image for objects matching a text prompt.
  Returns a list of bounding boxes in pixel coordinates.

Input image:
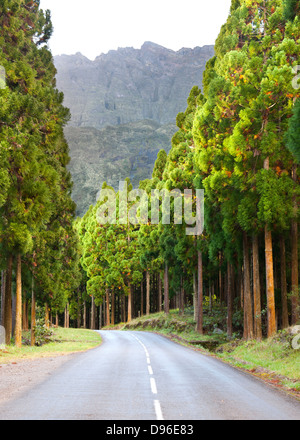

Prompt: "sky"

[39,0,232,60]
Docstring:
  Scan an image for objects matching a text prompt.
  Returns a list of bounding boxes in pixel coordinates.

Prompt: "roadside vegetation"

[0,328,102,364]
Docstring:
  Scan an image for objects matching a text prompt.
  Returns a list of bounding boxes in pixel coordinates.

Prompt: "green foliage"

[286,99,300,163]
[33,307,54,347]
[75,0,300,339]
[283,0,300,21]
[0,0,80,332]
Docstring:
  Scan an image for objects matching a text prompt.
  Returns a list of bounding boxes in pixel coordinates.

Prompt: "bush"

[33,307,54,346]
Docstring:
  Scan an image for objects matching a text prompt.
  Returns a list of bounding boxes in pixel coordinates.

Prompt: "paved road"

[0,330,299,420]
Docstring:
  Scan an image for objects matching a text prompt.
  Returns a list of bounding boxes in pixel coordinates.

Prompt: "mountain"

[54,42,215,216]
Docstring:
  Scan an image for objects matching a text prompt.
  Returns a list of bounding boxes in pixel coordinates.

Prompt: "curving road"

[0,330,299,420]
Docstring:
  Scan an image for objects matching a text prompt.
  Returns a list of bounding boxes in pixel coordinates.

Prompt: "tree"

[0,0,79,345]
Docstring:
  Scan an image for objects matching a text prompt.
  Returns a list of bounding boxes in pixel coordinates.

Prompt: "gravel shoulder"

[0,354,76,405]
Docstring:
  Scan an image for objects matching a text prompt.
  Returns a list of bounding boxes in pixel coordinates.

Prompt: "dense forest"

[0,0,299,347]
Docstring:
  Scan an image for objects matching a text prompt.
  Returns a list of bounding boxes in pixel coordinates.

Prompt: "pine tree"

[0,0,79,345]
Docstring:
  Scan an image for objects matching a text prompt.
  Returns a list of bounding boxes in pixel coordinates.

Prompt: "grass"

[0,327,102,364]
[122,308,229,348]
[218,335,300,392]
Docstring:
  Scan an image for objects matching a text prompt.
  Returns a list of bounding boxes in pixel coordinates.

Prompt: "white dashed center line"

[131,334,164,420]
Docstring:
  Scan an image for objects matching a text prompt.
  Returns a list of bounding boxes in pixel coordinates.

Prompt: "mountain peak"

[141,41,169,51]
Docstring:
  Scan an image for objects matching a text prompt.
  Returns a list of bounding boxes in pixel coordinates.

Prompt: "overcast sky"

[39,0,232,60]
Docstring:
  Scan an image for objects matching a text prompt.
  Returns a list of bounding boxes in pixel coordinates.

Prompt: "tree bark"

[1,270,6,326]
[196,250,203,334]
[127,285,132,322]
[146,270,150,316]
[263,158,276,337]
[291,164,299,325]
[193,272,198,322]
[31,276,36,347]
[243,233,253,340]
[45,303,50,328]
[22,299,28,331]
[179,275,184,316]
[265,227,276,337]
[140,275,144,316]
[158,274,162,313]
[164,262,169,315]
[280,236,289,329]
[227,261,233,338]
[77,290,81,329]
[4,255,13,345]
[15,254,22,348]
[83,301,86,329]
[106,289,110,326]
[111,290,115,326]
[91,295,96,329]
[252,235,262,340]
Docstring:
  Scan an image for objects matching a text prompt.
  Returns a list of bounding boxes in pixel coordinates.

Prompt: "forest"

[0,0,299,347]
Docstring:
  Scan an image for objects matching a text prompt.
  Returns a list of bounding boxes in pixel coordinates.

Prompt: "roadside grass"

[217,335,300,392]
[117,308,300,395]
[0,328,102,364]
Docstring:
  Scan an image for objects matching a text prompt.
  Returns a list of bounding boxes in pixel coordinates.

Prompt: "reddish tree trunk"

[196,250,203,334]
[31,276,36,347]
[252,235,262,340]
[146,270,150,316]
[4,255,13,345]
[164,263,169,315]
[227,261,233,338]
[280,236,289,329]
[15,254,22,348]
[243,233,253,340]
[265,227,276,337]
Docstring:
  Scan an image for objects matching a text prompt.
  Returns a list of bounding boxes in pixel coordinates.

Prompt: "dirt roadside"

[0,354,76,405]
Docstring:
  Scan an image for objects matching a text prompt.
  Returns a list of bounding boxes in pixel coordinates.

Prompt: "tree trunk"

[263,158,276,336]
[106,289,110,326]
[158,274,162,313]
[77,291,81,329]
[179,275,184,316]
[22,299,28,331]
[31,276,36,347]
[45,303,50,328]
[127,285,132,322]
[196,250,203,334]
[146,270,150,316]
[265,227,276,337]
[291,164,299,324]
[280,236,289,329]
[1,270,6,326]
[121,295,125,323]
[291,219,299,324]
[99,304,103,329]
[15,254,22,348]
[193,272,198,322]
[111,290,115,326]
[4,255,13,345]
[164,262,169,315]
[64,303,69,328]
[243,233,253,340]
[252,234,262,340]
[140,276,144,316]
[91,295,96,329]
[227,261,233,338]
[83,301,86,329]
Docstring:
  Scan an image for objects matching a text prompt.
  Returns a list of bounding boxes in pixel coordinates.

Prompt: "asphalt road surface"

[0,330,299,420]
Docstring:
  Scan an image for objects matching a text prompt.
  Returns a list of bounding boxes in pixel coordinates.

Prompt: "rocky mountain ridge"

[54,42,215,215]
